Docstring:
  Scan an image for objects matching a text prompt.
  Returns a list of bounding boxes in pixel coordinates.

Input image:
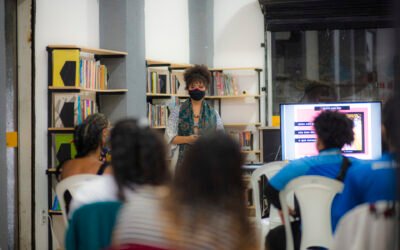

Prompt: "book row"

[51,49,108,90]
[52,93,98,128]
[147,103,169,127]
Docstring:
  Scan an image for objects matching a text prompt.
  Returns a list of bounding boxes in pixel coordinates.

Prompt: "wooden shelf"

[151,126,166,129]
[48,209,62,215]
[49,86,128,93]
[48,128,74,134]
[206,94,260,99]
[259,126,280,130]
[146,93,259,99]
[146,59,192,68]
[46,168,59,175]
[210,67,262,72]
[47,45,127,56]
[241,150,261,154]
[224,123,261,127]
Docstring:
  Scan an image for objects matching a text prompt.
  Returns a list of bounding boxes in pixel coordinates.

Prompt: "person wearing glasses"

[165,65,224,169]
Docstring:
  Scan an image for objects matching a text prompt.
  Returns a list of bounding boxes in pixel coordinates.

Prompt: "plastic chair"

[332,201,399,250]
[250,161,287,248]
[56,174,101,226]
[279,176,343,250]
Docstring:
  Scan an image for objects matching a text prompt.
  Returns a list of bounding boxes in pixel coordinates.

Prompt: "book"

[52,49,80,87]
[53,134,77,166]
[53,93,79,128]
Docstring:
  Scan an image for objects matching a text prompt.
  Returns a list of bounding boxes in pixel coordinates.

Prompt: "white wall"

[214,0,264,68]
[35,0,99,248]
[145,0,189,63]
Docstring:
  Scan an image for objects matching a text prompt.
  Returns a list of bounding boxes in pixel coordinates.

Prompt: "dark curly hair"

[313,110,354,149]
[184,64,211,90]
[173,132,245,210]
[110,119,170,201]
[73,113,109,158]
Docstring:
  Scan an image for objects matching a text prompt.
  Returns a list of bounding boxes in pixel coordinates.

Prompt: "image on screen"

[280,102,382,160]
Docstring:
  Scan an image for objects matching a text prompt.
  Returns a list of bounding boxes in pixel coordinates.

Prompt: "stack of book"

[147,70,169,94]
[211,72,239,96]
[80,52,108,90]
[230,130,253,151]
[147,103,168,127]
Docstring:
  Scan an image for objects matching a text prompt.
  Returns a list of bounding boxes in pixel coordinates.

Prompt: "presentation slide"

[281,102,381,160]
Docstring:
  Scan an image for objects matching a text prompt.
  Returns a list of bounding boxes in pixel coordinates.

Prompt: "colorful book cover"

[53,134,77,166]
[53,93,78,128]
[52,49,80,87]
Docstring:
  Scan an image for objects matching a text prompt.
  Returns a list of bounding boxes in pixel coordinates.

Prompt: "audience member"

[69,118,170,218]
[102,119,172,249]
[60,113,111,180]
[164,132,258,250]
[264,110,357,250]
[332,95,399,230]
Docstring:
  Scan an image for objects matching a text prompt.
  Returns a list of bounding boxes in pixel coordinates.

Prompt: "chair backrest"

[332,201,399,250]
[251,161,287,221]
[279,176,343,250]
[56,174,101,225]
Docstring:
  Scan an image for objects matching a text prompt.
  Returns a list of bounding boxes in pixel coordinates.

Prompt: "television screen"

[280,102,382,160]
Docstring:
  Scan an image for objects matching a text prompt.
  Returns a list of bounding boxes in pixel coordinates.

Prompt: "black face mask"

[189,89,205,101]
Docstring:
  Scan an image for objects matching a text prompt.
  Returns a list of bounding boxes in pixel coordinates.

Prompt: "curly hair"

[184,64,211,90]
[110,119,170,201]
[73,113,109,158]
[167,132,256,250]
[313,110,354,149]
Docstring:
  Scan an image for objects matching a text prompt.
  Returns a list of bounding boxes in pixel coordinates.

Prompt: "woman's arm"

[165,105,198,145]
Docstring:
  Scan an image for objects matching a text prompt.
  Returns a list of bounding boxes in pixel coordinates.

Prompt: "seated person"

[332,95,399,230]
[164,132,258,250]
[109,119,172,249]
[60,113,112,180]
[264,110,357,250]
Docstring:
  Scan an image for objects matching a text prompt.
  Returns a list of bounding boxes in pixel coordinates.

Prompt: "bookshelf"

[46,45,128,249]
[145,59,263,163]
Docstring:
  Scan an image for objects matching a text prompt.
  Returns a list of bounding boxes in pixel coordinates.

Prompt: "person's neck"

[87,148,102,161]
[191,98,203,106]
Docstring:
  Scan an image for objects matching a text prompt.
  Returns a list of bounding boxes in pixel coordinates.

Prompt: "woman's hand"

[186,135,199,144]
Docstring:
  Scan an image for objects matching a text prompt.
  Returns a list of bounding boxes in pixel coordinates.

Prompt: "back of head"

[110,119,169,200]
[173,132,244,209]
[382,95,400,152]
[314,110,354,149]
[74,113,109,158]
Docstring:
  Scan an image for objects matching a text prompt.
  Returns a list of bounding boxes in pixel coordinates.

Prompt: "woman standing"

[165,65,224,168]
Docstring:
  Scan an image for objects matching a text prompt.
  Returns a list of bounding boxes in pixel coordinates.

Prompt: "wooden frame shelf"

[210,67,262,72]
[224,123,261,127]
[47,45,127,56]
[241,150,261,154]
[46,168,58,175]
[146,93,260,99]
[151,126,166,129]
[48,210,62,215]
[49,86,128,94]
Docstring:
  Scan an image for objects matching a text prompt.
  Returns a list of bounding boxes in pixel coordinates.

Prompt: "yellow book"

[52,49,80,87]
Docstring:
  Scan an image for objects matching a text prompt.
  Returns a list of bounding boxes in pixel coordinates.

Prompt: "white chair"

[332,201,399,250]
[279,176,343,250]
[250,161,287,248]
[55,174,101,226]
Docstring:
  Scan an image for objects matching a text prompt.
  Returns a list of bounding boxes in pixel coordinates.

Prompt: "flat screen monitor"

[280,102,382,160]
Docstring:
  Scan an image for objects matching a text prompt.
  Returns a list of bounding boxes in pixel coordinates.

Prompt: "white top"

[69,175,118,217]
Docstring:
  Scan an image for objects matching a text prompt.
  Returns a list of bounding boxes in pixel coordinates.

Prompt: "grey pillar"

[99,0,146,121]
[0,0,9,248]
[188,0,214,66]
